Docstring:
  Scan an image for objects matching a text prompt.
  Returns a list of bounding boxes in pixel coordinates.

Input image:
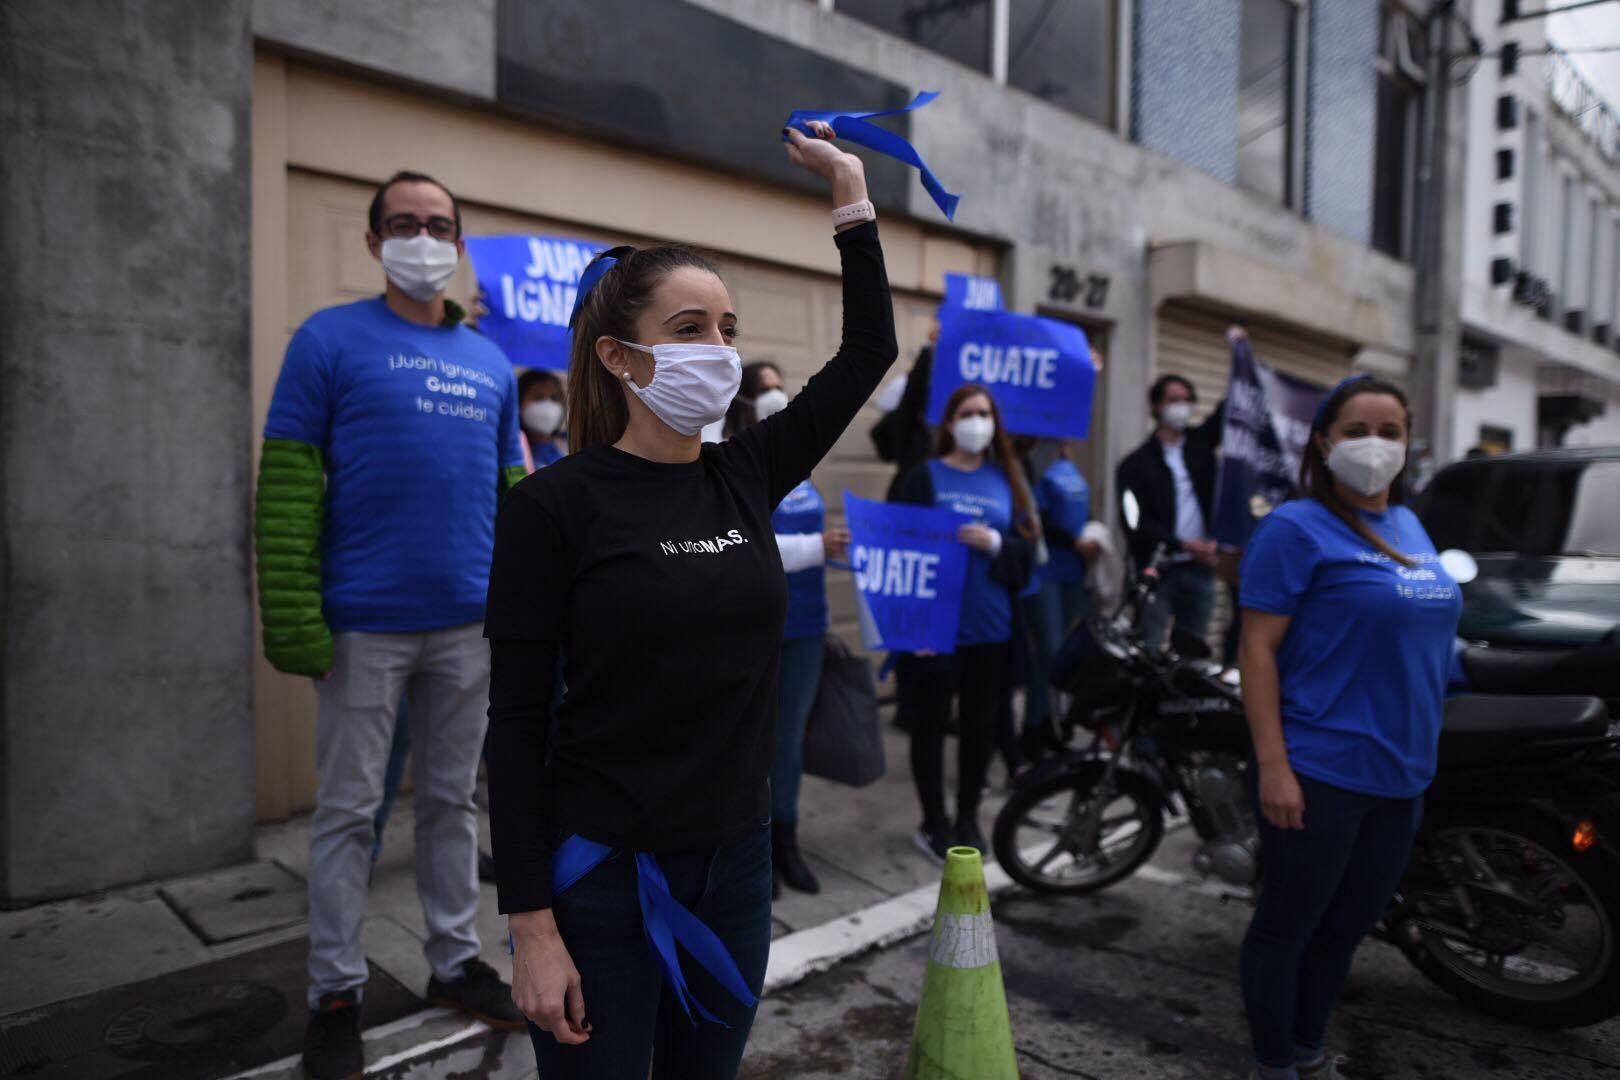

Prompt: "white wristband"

[832,199,876,228]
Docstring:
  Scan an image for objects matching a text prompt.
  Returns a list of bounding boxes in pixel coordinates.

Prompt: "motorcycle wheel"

[992,761,1164,896]
[1397,806,1620,1028]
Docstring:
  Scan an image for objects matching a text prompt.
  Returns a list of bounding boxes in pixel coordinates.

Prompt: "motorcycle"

[992,500,1620,1028]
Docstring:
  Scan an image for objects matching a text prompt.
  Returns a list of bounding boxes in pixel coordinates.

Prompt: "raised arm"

[730,125,899,504]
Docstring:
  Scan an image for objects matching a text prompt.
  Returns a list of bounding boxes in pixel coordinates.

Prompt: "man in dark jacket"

[1116,370,1226,648]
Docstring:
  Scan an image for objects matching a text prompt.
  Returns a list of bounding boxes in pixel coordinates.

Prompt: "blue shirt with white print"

[265,297,525,632]
[1239,499,1462,798]
[927,458,1015,646]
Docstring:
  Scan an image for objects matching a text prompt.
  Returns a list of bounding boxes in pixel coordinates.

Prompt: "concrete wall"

[0,1,257,901]
[1304,0,1378,243]
[1453,352,1540,452]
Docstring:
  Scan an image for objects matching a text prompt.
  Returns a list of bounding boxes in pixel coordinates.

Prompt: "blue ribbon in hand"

[784,91,960,221]
[550,834,759,1027]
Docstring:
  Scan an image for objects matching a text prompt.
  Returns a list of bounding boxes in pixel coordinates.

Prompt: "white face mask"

[1325,436,1407,497]
[1160,401,1192,432]
[751,388,789,422]
[522,399,564,437]
[380,235,459,301]
[952,415,996,455]
[615,340,743,437]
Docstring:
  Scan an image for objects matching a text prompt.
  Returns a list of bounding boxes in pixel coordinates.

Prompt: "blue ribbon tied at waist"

[784,91,960,221]
[550,834,759,1026]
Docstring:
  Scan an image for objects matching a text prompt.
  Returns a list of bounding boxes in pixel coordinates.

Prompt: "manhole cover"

[101,981,286,1062]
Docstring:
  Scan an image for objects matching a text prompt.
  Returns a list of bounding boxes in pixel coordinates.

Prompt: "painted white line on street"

[365,1020,489,1074]
[763,858,1018,993]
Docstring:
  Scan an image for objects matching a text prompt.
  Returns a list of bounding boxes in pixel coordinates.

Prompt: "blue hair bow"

[784,91,960,221]
[1313,374,1375,431]
[568,250,625,331]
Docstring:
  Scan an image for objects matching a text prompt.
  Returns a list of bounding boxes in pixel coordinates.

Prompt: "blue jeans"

[1024,576,1088,732]
[1241,770,1423,1070]
[371,695,411,862]
[772,635,826,823]
[1139,561,1215,649]
[529,825,774,1079]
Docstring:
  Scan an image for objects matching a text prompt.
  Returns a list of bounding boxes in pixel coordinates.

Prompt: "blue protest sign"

[1212,339,1327,549]
[844,493,969,654]
[464,235,609,371]
[943,272,1003,311]
[926,306,1094,439]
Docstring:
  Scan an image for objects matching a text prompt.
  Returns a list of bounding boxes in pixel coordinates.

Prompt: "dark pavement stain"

[1470,1044,1515,1070]
[1145,1035,1182,1055]
[999,959,1252,1073]
[991,898,1139,950]
[739,1029,853,1077]
[1160,996,1202,1020]
[768,961,872,1006]
[842,1001,914,1040]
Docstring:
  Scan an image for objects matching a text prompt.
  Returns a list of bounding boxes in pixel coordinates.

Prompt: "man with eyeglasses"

[256,170,527,1080]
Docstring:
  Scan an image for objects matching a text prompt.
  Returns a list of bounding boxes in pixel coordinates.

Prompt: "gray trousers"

[307,623,489,1006]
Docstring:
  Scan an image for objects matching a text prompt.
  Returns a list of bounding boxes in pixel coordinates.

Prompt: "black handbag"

[802,636,886,788]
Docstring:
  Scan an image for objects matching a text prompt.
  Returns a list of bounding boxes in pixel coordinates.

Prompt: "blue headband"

[568,252,622,331]
[1313,374,1376,431]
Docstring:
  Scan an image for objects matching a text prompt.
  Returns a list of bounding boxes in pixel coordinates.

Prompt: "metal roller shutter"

[1155,304,1356,421]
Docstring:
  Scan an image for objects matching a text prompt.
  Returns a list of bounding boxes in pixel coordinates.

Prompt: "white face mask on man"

[615,340,743,437]
[1160,401,1193,432]
[1325,436,1407,497]
[952,415,996,455]
[380,235,459,301]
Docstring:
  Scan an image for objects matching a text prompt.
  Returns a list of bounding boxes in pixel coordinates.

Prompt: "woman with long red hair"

[892,383,1039,861]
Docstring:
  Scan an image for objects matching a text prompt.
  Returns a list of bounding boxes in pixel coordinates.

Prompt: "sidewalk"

[0,709,1014,1079]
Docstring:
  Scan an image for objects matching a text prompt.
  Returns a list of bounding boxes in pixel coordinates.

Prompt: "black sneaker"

[912,824,953,866]
[477,849,498,883]
[303,991,362,1080]
[956,815,989,856]
[427,958,526,1032]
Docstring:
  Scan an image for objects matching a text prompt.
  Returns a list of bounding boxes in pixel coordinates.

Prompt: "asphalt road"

[739,831,1620,1080]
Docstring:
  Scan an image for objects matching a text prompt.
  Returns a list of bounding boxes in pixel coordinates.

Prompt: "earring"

[621,370,634,384]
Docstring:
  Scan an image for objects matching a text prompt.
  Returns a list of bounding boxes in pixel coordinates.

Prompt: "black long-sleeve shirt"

[484,223,897,914]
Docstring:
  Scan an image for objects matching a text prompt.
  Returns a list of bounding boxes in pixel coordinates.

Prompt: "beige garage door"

[1155,303,1355,422]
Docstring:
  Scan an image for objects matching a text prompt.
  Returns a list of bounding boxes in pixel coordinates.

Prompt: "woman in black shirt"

[484,124,896,1078]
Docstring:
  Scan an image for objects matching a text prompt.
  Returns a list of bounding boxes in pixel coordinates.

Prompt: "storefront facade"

[3,0,1432,897]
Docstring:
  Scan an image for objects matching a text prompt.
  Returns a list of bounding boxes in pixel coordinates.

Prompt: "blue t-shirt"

[927,459,1015,646]
[773,480,829,641]
[264,297,526,632]
[533,440,564,468]
[1239,500,1463,798]
[1037,458,1091,584]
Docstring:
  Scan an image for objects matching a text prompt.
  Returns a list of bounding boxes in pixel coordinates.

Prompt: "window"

[1237,0,1297,205]
[1373,4,1426,258]
[1418,461,1620,557]
[1007,0,1115,127]
[837,0,993,73]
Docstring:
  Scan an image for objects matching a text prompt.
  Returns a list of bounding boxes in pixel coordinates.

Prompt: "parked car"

[1415,446,1620,647]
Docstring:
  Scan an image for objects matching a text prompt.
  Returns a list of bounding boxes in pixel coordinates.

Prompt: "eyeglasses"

[381,213,459,241]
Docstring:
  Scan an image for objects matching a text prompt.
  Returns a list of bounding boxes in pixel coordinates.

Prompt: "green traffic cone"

[903,846,1019,1079]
